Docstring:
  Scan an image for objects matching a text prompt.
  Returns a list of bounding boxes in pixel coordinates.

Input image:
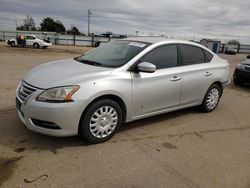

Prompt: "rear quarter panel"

[212,58,230,84]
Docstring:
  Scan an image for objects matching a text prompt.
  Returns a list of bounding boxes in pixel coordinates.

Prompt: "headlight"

[37,85,80,102]
[237,64,245,70]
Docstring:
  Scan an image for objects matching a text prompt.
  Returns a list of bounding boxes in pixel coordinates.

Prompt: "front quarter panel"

[72,70,132,122]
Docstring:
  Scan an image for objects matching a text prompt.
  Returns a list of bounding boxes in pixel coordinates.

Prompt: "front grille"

[17,81,37,102]
[245,66,250,72]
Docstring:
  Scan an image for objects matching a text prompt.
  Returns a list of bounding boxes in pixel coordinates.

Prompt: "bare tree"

[17,15,36,31]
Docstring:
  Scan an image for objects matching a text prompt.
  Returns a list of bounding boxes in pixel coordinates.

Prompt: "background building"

[200,39,221,53]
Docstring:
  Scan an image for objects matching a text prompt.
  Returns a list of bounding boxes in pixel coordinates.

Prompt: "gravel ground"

[0,42,250,188]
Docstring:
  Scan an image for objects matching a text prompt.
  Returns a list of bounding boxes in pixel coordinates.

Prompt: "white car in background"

[7,35,52,48]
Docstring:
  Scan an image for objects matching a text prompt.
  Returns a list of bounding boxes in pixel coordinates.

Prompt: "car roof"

[122,37,200,45]
[122,37,170,43]
[120,37,216,55]
[26,35,36,37]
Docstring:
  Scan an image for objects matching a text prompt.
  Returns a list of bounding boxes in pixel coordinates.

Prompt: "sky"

[0,0,250,43]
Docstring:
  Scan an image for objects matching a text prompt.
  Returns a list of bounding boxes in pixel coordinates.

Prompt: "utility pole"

[88,9,92,36]
[15,19,17,30]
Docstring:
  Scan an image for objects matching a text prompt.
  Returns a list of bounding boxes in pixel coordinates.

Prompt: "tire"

[33,43,40,48]
[233,77,244,86]
[201,84,222,112]
[11,41,16,47]
[79,99,122,144]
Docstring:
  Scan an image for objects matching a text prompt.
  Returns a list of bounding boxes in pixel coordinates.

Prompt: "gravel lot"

[0,42,250,188]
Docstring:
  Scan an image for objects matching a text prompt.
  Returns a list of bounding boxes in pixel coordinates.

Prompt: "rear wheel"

[201,84,221,112]
[33,43,40,48]
[79,99,122,144]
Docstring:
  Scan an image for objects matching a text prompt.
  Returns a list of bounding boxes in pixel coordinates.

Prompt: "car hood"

[241,59,250,65]
[24,58,113,89]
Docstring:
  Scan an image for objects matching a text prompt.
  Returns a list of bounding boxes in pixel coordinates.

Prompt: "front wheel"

[201,84,221,112]
[33,43,40,48]
[79,99,122,144]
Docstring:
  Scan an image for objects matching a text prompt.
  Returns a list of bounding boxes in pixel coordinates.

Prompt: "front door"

[131,44,182,118]
[212,43,218,53]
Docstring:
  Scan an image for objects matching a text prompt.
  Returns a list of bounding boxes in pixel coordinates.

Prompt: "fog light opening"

[31,119,61,130]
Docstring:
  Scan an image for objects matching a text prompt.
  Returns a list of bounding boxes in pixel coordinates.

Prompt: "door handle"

[170,76,181,81]
[204,72,213,77]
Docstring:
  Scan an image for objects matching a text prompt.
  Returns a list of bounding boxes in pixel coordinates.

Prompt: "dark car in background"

[233,55,250,86]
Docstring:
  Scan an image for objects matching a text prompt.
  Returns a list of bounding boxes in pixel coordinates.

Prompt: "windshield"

[75,40,150,68]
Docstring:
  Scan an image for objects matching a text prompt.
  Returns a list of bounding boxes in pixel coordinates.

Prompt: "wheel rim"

[89,106,118,138]
[206,88,220,110]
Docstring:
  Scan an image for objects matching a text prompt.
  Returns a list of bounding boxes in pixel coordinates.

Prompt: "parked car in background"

[233,55,250,86]
[7,35,52,48]
[225,48,237,55]
[16,38,230,143]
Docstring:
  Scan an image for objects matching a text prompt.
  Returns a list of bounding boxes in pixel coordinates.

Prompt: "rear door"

[179,44,214,105]
[131,44,182,118]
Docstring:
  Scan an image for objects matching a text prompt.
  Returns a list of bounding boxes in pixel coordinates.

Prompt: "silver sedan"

[16,38,230,143]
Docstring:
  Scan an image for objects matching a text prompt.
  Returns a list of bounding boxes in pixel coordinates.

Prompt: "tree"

[67,25,80,35]
[227,40,240,45]
[17,15,36,31]
[40,17,66,33]
[100,31,113,37]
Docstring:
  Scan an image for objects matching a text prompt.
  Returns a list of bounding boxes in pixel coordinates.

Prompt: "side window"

[203,49,213,62]
[181,45,205,66]
[26,36,35,40]
[140,45,178,69]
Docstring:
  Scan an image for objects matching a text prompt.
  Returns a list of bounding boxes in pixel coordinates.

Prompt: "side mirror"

[247,55,250,59]
[137,62,156,73]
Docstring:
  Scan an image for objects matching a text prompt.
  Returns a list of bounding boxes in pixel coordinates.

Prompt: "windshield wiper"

[74,58,103,66]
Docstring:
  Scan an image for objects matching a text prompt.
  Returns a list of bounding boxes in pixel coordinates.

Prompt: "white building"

[200,39,221,53]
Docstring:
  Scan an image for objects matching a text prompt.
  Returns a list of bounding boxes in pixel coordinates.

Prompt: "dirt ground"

[0,42,250,188]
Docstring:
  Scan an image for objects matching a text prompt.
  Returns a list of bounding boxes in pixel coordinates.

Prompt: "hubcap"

[206,88,220,110]
[89,106,118,138]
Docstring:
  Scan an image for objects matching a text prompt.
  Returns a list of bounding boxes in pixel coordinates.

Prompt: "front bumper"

[40,42,52,47]
[16,89,87,137]
[225,51,236,55]
[233,68,250,83]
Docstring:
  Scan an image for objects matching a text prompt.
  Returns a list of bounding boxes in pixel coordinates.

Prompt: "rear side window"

[181,45,205,66]
[140,45,178,69]
[203,49,213,62]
